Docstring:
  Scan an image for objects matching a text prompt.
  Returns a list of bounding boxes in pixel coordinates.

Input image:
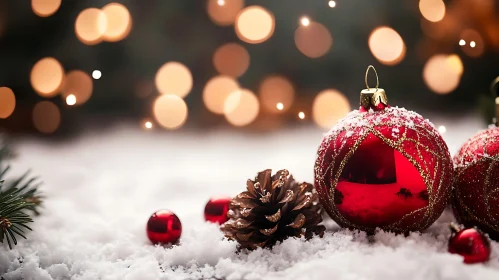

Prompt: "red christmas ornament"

[314,66,453,233]
[448,223,491,264]
[204,196,231,224]
[146,210,182,245]
[452,127,499,240]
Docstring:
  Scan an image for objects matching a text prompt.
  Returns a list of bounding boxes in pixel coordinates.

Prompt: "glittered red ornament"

[314,66,453,233]
[204,196,231,224]
[452,127,499,240]
[448,224,491,264]
[146,210,182,245]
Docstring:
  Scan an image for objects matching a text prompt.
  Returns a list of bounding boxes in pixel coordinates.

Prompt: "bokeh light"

[312,89,351,129]
[32,101,61,134]
[298,112,305,119]
[300,17,310,27]
[259,75,295,113]
[235,6,275,44]
[203,75,240,114]
[295,21,333,58]
[419,0,446,22]
[446,54,464,76]
[143,119,153,129]
[459,39,466,46]
[328,1,336,8]
[66,94,76,106]
[276,103,284,111]
[30,57,64,97]
[32,0,61,17]
[438,125,446,134]
[207,0,244,26]
[75,8,107,45]
[155,62,193,97]
[92,70,102,80]
[60,70,93,106]
[153,94,188,129]
[224,89,259,127]
[0,87,15,119]
[102,3,132,42]
[423,54,463,94]
[368,27,406,65]
[459,29,485,57]
[213,43,250,78]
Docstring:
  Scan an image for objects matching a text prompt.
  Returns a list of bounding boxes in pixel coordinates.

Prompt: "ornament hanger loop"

[365,65,379,92]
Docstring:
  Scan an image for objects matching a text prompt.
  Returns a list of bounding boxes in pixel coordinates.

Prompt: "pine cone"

[221,169,325,249]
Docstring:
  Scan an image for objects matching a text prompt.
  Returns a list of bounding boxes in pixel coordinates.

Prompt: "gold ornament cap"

[360,65,388,110]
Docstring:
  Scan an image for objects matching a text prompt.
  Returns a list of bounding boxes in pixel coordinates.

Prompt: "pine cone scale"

[221,169,325,249]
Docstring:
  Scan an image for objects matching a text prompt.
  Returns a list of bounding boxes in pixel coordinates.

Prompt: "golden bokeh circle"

[102,3,132,42]
[203,76,240,114]
[30,57,64,97]
[32,0,61,17]
[213,43,250,78]
[419,0,446,22]
[259,75,295,113]
[235,6,275,44]
[224,89,259,127]
[32,101,61,134]
[313,89,351,129]
[207,0,244,26]
[75,8,108,45]
[423,54,462,94]
[153,94,188,129]
[60,70,93,106]
[155,62,193,97]
[368,27,406,65]
[0,87,16,119]
[294,21,333,58]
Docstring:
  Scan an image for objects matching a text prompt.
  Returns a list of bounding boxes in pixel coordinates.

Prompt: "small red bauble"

[204,196,231,224]
[146,210,182,245]
[452,127,499,240]
[448,224,491,264]
[314,67,453,233]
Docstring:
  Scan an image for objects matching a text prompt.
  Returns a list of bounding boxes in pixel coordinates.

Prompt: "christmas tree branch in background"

[0,139,43,249]
[0,181,34,249]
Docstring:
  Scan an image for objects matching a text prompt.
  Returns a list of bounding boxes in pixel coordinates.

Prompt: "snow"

[1,115,498,280]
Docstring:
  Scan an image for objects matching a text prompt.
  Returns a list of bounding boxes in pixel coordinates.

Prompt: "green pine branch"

[0,180,34,249]
[0,138,43,249]
[1,167,44,215]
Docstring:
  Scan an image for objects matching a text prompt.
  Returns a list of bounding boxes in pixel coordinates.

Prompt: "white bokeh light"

[92,70,102,80]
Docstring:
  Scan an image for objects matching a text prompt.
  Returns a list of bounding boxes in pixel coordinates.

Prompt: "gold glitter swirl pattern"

[314,107,454,233]
[453,127,499,240]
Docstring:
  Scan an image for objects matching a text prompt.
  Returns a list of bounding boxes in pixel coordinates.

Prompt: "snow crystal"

[0,125,497,279]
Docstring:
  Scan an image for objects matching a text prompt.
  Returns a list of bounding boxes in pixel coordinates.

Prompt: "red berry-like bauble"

[204,196,231,224]
[314,67,453,233]
[452,127,499,240]
[448,224,491,264]
[146,210,182,245]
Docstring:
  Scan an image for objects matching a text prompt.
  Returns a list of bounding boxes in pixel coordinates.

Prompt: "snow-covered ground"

[1,114,499,280]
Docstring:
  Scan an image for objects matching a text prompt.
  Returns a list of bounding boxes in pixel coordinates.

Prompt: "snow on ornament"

[314,66,453,233]
[452,77,499,241]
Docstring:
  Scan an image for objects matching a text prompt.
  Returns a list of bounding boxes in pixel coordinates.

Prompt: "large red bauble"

[146,210,182,245]
[314,107,453,233]
[204,196,231,224]
[452,127,499,240]
[448,225,491,264]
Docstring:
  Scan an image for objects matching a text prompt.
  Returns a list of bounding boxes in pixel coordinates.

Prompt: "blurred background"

[0,0,498,137]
